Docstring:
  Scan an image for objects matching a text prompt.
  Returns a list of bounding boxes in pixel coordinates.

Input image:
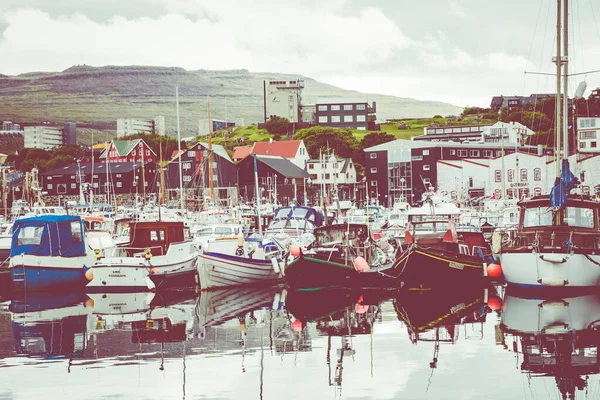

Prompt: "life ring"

[235,246,244,257]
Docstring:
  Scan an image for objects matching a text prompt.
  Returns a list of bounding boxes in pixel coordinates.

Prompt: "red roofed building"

[250,139,309,169]
[99,139,157,164]
[232,146,252,162]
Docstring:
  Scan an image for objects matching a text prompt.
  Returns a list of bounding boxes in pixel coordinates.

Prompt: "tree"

[293,126,359,159]
[264,116,290,136]
[360,132,396,152]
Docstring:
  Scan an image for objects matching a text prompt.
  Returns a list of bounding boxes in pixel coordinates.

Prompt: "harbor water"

[0,285,597,400]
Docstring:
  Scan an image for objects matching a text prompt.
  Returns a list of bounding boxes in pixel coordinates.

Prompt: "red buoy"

[353,256,370,272]
[290,244,301,258]
[291,319,303,332]
[487,262,503,278]
[487,296,503,311]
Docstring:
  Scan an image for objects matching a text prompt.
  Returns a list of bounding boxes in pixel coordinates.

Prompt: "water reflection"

[500,290,600,399]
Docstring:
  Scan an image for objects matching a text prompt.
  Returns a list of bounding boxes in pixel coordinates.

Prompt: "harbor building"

[264,80,304,123]
[23,126,63,150]
[576,117,600,153]
[117,116,165,138]
[314,102,377,131]
[99,139,157,164]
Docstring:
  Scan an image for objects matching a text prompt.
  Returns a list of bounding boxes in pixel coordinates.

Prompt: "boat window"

[195,227,213,236]
[215,227,238,235]
[17,226,44,246]
[523,207,553,227]
[71,221,83,243]
[150,230,165,241]
[564,207,595,228]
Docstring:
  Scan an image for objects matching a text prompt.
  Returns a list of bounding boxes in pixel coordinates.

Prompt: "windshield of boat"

[564,206,595,228]
[523,207,553,228]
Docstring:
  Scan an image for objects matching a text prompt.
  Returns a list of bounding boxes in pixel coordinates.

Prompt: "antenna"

[574,81,587,99]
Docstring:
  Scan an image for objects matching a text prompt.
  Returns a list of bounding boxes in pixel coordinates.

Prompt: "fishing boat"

[495,0,600,290]
[196,234,284,290]
[87,221,198,292]
[500,291,600,399]
[283,222,397,290]
[264,205,328,247]
[9,215,97,291]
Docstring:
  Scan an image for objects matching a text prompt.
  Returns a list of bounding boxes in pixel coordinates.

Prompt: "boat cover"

[10,215,86,257]
[272,206,325,226]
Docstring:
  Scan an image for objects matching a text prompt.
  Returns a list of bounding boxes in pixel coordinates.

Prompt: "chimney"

[372,101,377,112]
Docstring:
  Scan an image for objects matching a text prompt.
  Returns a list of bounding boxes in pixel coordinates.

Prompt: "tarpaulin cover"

[272,206,325,226]
[10,215,86,257]
[550,159,580,210]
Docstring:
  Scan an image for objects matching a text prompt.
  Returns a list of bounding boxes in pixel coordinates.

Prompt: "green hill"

[0,65,463,135]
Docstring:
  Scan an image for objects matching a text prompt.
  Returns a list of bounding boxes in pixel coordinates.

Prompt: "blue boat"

[9,215,95,291]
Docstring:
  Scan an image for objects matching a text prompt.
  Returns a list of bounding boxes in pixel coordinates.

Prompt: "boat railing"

[501,227,600,250]
[120,245,166,257]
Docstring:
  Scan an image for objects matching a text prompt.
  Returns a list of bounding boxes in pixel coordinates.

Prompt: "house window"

[343,104,353,110]
[344,115,353,122]
[70,183,76,189]
[116,182,122,188]
[449,150,456,155]
[183,162,192,170]
[370,153,377,159]
[371,180,378,187]
[592,141,597,148]
[508,169,514,182]
[308,164,314,170]
[47,184,53,189]
[331,116,341,123]
[423,150,430,156]
[146,150,150,156]
[331,105,340,111]
[188,151,196,157]
[356,115,366,122]
[370,167,377,173]
[356,104,366,110]
[70,175,76,179]
[423,165,430,171]
[494,170,501,182]
[458,150,468,157]
[534,187,542,196]
[497,150,503,157]
[183,176,191,182]
[470,150,480,157]
[520,168,527,181]
[318,116,328,123]
[132,150,136,156]
[469,177,473,187]
[318,105,328,111]
[534,168,541,181]
[494,189,501,198]
[483,150,493,157]
[423,178,431,184]
[581,142,587,148]
[93,182,98,188]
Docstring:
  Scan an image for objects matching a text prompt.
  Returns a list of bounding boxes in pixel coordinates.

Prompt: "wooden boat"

[87,221,198,292]
[197,235,283,290]
[284,223,397,290]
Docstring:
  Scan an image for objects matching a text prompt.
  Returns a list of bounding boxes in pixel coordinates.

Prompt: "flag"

[550,160,580,210]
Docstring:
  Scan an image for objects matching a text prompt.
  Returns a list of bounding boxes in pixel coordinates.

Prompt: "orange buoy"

[85,298,94,308]
[290,244,301,257]
[487,262,503,278]
[150,267,160,275]
[85,268,94,281]
[291,319,303,332]
[355,303,369,314]
[353,256,370,272]
[487,296,503,311]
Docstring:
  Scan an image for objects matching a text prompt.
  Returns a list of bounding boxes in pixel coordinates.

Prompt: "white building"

[117,116,165,138]
[481,121,534,145]
[264,80,304,123]
[306,153,357,186]
[577,116,600,152]
[24,126,63,150]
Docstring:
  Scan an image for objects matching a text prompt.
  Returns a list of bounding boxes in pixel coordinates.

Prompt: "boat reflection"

[500,290,600,399]
[9,291,91,358]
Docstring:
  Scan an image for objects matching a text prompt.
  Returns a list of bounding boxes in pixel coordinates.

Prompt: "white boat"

[197,235,283,290]
[87,221,198,292]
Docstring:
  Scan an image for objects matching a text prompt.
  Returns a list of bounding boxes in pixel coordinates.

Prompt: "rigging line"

[523,0,547,96]
[588,0,600,42]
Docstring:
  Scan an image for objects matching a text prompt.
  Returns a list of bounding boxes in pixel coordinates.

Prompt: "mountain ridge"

[0,65,464,133]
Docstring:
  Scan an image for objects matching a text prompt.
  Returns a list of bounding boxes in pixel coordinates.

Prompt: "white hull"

[499,252,600,288]
[197,252,281,290]
[502,293,600,334]
[87,255,197,292]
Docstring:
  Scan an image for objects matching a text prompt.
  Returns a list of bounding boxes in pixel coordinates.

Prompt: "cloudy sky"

[0,0,599,107]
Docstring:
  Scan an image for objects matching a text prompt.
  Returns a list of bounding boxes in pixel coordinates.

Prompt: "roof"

[42,161,150,176]
[232,146,251,160]
[93,142,110,149]
[169,143,233,164]
[100,139,156,159]
[251,140,301,158]
[256,156,310,179]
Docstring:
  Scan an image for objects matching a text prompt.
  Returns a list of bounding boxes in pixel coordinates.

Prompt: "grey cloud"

[1,0,168,23]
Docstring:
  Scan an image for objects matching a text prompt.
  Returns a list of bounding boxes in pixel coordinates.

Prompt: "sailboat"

[495,0,600,290]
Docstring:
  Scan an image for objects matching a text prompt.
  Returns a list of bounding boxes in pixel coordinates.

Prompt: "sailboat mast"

[176,85,184,211]
[562,0,569,158]
[554,0,562,178]
[207,96,215,203]
[90,131,94,207]
[160,142,165,205]
[141,142,146,205]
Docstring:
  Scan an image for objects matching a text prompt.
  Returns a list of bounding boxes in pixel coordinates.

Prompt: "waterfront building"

[99,139,157,164]
[23,126,63,150]
[264,80,304,123]
[116,116,165,138]
[576,116,600,153]
[314,101,376,131]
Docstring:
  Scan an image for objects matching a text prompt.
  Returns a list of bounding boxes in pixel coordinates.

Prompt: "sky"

[0,0,599,107]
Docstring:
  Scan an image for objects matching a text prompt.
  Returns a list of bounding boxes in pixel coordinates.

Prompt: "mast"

[90,131,94,207]
[254,155,262,236]
[160,142,165,206]
[207,96,215,203]
[562,0,569,158]
[105,139,110,209]
[141,141,146,206]
[554,0,562,179]
[176,85,184,211]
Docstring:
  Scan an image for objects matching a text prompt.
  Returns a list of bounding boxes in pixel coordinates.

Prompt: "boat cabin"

[404,220,489,257]
[10,215,87,258]
[127,221,186,256]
